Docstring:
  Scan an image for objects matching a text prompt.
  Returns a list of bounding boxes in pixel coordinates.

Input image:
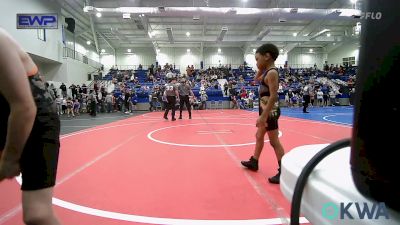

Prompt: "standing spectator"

[186,65,191,76]
[124,90,131,114]
[61,97,67,115]
[285,92,290,107]
[329,89,337,106]
[323,88,329,106]
[55,95,62,115]
[149,64,154,75]
[130,91,138,112]
[149,93,155,112]
[73,99,80,116]
[349,87,355,106]
[302,82,310,113]
[60,82,67,97]
[66,97,74,118]
[69,83,77,99]
[248,90,255,108]
[200,91,208,110]
[310,89,315,107]
[81,94,87,113]
[93,81,98,92]
[50,83,57,97]
[223,82,228,96]
[88,90,97,116]
[190,95,198,110]
[231,95,240,109]
[105,92,113,113]
[76,85,81,96]
[81,83,87,94]
[317,89,324,106]
[97,91,103,113]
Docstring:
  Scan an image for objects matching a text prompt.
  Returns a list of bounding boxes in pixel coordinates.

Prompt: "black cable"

[290,138,351,225]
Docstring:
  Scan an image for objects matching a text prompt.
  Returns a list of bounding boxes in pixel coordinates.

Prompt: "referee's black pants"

[90,101,97,116]
[303,95,310,112]
[179,95,191,117]
[164,96,177,119]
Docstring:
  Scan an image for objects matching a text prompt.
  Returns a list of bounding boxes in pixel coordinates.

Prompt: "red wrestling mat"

[0,110,351,225]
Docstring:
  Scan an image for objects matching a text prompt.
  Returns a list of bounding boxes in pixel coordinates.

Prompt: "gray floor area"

[60,111,148,135]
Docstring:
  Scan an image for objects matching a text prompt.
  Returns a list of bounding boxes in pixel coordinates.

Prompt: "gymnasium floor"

[0,107,353,225]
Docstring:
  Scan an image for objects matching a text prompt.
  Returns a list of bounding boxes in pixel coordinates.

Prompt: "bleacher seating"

[97,65,356,109]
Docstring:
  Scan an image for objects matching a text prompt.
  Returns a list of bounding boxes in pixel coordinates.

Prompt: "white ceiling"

[57,0,363,53]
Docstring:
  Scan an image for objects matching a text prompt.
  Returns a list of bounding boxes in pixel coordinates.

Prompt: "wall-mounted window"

[343,57,349,66]
[37,29,46,41]
[349,56,356,66]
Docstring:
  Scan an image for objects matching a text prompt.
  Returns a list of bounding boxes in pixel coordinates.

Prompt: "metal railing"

[108,64,355,72]
[204,64,244,69]
[63,47,102,69]
[113,64,250,71]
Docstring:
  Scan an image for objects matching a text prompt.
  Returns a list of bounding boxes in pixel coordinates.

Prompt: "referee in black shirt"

[163,77,180,121]
[178,78,194,119]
